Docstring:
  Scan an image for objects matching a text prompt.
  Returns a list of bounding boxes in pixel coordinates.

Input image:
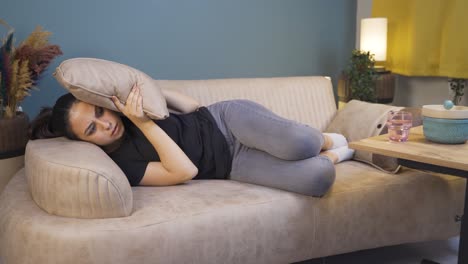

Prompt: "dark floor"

[294,237,459,264]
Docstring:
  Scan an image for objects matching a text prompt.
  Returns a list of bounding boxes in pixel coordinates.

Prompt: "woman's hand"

[111,83,150,125]
[112,84,199,186]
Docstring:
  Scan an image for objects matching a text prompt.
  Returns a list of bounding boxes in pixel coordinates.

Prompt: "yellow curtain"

[372,0,468,78]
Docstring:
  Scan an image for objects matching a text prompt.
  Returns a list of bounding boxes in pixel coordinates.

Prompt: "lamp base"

[373,65,390,73]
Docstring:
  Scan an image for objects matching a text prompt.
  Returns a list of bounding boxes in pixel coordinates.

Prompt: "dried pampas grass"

[0,21,62,118]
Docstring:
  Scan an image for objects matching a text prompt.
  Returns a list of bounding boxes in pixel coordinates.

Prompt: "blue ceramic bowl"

[423,117,468,144]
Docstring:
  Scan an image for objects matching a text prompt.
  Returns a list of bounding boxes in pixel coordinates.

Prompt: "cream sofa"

[0,76,465,264]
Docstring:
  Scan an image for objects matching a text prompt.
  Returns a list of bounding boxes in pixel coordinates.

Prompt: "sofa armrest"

[25,138,133,219]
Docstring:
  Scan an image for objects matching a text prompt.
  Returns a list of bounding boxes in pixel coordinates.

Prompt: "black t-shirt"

[108,107,232,186]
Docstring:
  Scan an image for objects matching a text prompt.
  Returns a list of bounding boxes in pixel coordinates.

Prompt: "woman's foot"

[320,146,355,164]
[322,133,348,150]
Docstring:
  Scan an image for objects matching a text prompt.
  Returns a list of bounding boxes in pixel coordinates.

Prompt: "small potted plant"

[0,19,62,157]
[338,50,377,103]
[338,49,396,104]
[347,50,377,102]
[448,78,466,105]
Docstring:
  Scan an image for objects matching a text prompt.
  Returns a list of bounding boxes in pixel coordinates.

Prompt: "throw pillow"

[325,100,404,172]
[53,57,169,120]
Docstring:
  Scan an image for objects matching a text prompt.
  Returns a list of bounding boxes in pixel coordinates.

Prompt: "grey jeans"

[207,100,335,197]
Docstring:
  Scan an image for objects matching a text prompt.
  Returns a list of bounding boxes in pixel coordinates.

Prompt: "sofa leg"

[292,257,327,264]
[421,259,440,264]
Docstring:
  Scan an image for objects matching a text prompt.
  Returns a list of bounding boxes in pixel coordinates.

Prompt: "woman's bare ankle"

[320,151,338,164]
[322,135,333,150]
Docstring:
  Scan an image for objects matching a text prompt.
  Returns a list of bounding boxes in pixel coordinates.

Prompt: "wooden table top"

[349,126,468,171]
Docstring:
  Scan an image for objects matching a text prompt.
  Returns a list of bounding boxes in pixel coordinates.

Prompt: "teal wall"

[1,0,356,118]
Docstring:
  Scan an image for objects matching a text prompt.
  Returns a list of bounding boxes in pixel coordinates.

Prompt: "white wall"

[356,0,466,107]
[356,0,373,50]
[393,76,467,106]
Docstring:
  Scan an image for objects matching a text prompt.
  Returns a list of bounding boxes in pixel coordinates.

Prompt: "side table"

[349,126,467,264]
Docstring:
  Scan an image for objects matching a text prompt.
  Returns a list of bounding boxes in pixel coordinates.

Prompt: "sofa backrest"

[155,76,337,131]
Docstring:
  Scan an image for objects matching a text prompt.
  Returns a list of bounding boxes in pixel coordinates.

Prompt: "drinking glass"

[386,111,413,142]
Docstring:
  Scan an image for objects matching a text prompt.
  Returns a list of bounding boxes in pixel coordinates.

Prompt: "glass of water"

[386,111,413,142]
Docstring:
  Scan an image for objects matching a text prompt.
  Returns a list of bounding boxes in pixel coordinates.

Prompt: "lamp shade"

[360,18,387,61]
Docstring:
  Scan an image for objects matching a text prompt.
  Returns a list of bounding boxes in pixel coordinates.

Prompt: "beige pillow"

[326,100,404,172]
[25,137,133,219]
[53,57,169,120]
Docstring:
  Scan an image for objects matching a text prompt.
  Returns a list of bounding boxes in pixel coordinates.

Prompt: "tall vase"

[0,112,29,159]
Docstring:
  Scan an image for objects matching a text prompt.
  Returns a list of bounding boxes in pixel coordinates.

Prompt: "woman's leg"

[207,100,324,161]
[230,143,336,197]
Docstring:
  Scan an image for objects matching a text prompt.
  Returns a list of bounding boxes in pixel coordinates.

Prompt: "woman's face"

[68,101,125,146]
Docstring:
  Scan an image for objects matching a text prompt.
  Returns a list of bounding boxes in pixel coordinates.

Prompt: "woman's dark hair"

[29,93,80,140]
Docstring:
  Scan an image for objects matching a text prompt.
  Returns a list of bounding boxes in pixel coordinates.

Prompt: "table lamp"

[360,17,395,103]
[360,18,387,69]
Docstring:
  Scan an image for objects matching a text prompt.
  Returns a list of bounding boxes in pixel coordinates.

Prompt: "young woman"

[29,84,354,197]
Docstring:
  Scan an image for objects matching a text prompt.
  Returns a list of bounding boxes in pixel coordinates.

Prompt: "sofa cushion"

[315,161,464,256]
[0,162,463,263]
[53,57,169,120]
[325,100,404,172]
[25,137,133,219]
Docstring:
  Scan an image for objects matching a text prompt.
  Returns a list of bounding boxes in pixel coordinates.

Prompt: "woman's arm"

[162,88,201,114]
[112,84,198,186]
[134,120,198,186]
